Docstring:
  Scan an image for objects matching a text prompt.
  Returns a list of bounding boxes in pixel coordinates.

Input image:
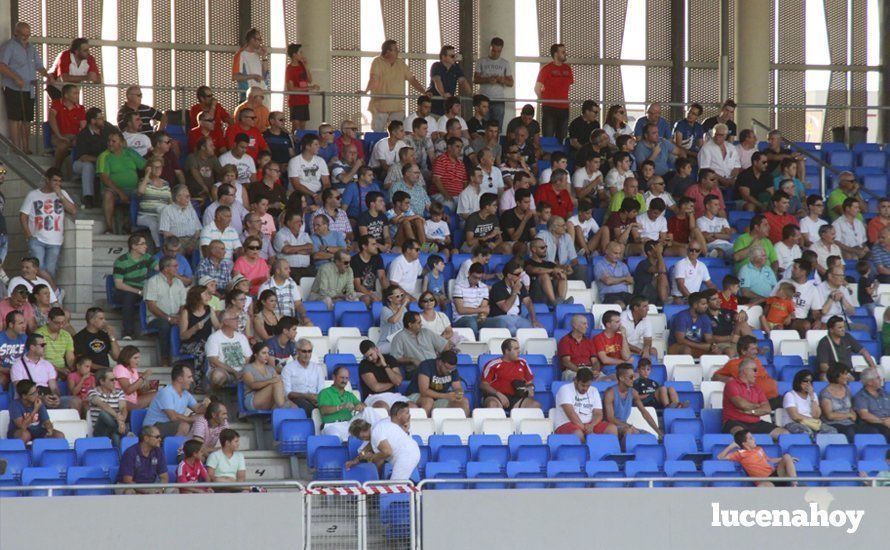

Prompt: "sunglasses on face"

[247,245,261,250]
[421,298,435,303]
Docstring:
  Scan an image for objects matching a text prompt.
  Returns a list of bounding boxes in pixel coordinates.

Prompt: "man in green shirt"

[318,366,367,441]
[308,250,360,309]
[97,131,147,232]
[732,214,778,273]
[112,234,153,339]
[608,176,646,213]
[826,172,866,221]
[35,307,74,377]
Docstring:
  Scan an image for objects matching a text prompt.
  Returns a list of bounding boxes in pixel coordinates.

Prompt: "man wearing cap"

[406,350,469,416]
[358,340,411,412]
[0,285,36,332]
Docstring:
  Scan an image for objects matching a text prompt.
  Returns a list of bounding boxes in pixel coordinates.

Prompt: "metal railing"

[414,475,888,489]
[0,479,306,496]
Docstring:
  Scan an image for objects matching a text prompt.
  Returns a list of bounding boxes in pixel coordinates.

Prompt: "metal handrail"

[0,479,306,495]
[415,476,887,489]
[0,132,53,190]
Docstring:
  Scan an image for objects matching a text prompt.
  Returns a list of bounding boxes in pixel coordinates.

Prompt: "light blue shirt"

[738,262,778,298]
[593,257,631,295]
[310,231,347,266]
[0,38,44,94]
[143,385,198,426]
[633,137,676,176]
[633,117,672,140]
[538,230,577,265]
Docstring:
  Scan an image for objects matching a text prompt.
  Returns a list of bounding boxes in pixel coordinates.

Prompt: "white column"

[478,0,516,117]
[297,0,332,126]
[734,0,771,133]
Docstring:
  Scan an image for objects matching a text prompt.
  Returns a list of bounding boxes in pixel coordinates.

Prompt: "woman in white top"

[602,104,634,144]
[782,370,838,438]
[418,291,464,348]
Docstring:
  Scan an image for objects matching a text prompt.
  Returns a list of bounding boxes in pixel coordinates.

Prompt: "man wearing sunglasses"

[7,379,65,442]
[117,85,166,134]
[190,85,232,133]
[10,333,75,411]
[671,241,717,301]
[188,110,226,155]
[118,425,168,493]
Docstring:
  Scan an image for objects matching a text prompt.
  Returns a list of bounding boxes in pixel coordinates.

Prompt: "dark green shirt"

[113,252,153,290]
[317,386,361,424]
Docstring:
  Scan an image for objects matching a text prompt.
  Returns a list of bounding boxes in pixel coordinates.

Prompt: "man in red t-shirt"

[225,109,268,161]
[48,84,86,170]
[47,38,101,100]
[557,314,599,380]
[534,43,573,140]
[189,110,226,154]
[763,191,799,243]
[592,311,630,369]
[431,137,467,211]
[480,339,539,411]
[721,358,787,442]
[534,168,574,220]
[189,86,232,133]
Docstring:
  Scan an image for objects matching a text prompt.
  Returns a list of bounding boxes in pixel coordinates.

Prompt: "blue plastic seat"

[466,461,507,489]
[786,444,820,469]
[162,436,185,465]
[277,419,316,455]
[702,434,734,456]
[625,433,658,453]
[700,409,723,435]
[342,462,379,483]
[505,460,546,489]
[80,447,120,479]
[587,434,633,465]
[307,435,342,468]
[130,409,148,435]
[31,439,70,466]
[305,310,335,333]
[20,467,64,496]
[170,326,192,361]
[66,466,113,495]
[315,446,349,480]
[853,434,887,458]
[39,448,76,479]
[424,461,465,489]
[339,311,374,334]
[669,418,704,443]
[662,408,696,433]
[547,434,581,458]
[820,459,857,486]
[429,434,462,458]
[546,460,585,488]
[633,444,666,468]
[778,433,812,454]
[554,443,589,466]
[507,434,543,457]
[0,444,31,481]
[272,408,308,440]
[436,445,470,474]
[665,460,704,487]
[702,460,744,487]
[120,436,138,453]
[584,460,623,487]
[857,460,889,476]
[625,459,664,487]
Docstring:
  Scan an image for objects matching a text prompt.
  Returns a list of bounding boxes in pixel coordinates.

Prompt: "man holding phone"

[7,379,66,441]
[10,333,79,411]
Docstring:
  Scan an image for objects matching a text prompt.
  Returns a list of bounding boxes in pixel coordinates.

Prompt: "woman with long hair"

[603,104,633,144]
[179,285,220,384]
[252,289,280,342]
[113,345,157,410]
[378,284,407,354]
[233,235,270,296]
[418,290,463,349]
[136,156,173,246]
[225,288,255,343]
[242,341,289,410]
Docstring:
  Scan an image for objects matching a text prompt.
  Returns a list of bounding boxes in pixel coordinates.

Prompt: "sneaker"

[82,195,94,209]
[55,287,66,305]
[122,335,133,341]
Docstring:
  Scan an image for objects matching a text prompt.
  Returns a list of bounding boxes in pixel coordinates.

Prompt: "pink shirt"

[259,213,276,238]
[684,184,725,218]
[0,300,35,331]
[233,256,270,296]
[10,355,56,386]
[113,364,141,404]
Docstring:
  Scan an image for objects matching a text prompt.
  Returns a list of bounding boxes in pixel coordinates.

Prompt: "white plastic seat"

[440,418,474,443]
[671,364,703,389]
[647,314,667,338]
[880,356,890,379]
[588,284,599,303]
[874,306,886,327]
[510,408,545,424]
[306,336,331,362]
[805,330,828,356]
[0,410,9,440]
[472,408,507,433]
[699,355,729,374]
[48,409,81,422]
[769,329,800,353]
[850,355,870,371]
[700,381,725,409]
[431,408,467,432]
[773,408,788,428]
[626,407,659,437]
[738,305,763,329]
[409,418,436,444]
[451,327,477,342]
[367,326,381,343]
[708,391,724,409]
[311,408,322,434]
[487,338,509,354]
[524,338,557,358]
[459,342,489,359]
[299,277,315,302]
[778,339,808,361]
[337,336,365,358]
[650,337,666,360]
[516,328,549,351]
[53,420,88,448]
[447,279,456,300]
[327,327,361,349]
[408,408,429,419]
[566,280,588,292]
[566,289,593,310]
[518,418,553,439]
[295,325,323,340]
[367,407,388,423]
[591,304,622,328]
[479,328,511,343]
[481,418,515,444]
[662,354,694,381]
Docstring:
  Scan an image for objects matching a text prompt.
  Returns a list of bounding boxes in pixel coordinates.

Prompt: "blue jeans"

[489,101,505,133]
[72,159,97,197]
[453,315,504,338]
[485,314,532,336]
[28,237,62,277]
[0,233,8,265]
[115,289,141,338]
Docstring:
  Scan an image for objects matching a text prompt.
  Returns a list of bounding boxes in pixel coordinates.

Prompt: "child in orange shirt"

[718,430,798,487]
[760,282,795,333]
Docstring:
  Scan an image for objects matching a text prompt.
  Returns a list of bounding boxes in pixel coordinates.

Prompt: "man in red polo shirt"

[592,311,630,369]
[683,168,726,218]
[557,314,599,381]
[224,107,268,161]
[721,358,787,442]
[188,110,226,154]
[47,38,100,100]
[534,168,574,220]
[534,43,573,140]
[431,136,467,212]
[48,84,86,171]
[763,191,799,243]
[480,339,539,411]
[712,335,780,407]
[189,85,232,132]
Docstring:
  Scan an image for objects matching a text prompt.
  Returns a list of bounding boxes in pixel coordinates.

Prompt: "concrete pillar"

[56,218,96,313]
[477,0,516,120]
[0,0,12,138]
[734,0,772,133]
[881,0,889,142]
[297,0,331,126]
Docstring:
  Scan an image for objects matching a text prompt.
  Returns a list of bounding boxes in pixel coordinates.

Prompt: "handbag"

[800,417,823,432]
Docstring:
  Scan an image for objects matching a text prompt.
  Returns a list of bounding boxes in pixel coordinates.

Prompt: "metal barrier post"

[361,481,416,550]
[305,480,363,549]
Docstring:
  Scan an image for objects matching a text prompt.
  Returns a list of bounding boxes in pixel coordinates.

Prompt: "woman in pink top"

[233,236,270,296]
[112,345,157,410]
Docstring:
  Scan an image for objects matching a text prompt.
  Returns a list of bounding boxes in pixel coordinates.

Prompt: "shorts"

[153,420,183,438]
[640,393,659,409]
[407,393,452,408]
[364,392,409,408]
[290,105,310,121]
[722,419,779,435]
[555,421,612,435]
[506,393,531,410]
[3,88,35,122]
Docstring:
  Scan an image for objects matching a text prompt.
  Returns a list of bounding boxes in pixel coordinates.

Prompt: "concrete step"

[244,451,297,481]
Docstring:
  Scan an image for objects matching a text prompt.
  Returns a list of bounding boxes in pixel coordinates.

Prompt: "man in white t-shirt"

[553,367,617,442]
[696,193,734,258]
[814,266,857,324]
[808,224,842,277]
[799,196,828,247]
[122,111,152,156]
[568,198,607,256]
[218,135,256,185]
[19,168,77,278]
[619,296,653,359]
[636,197,668,244]
[671,245,715,299]
[348,402,420,481]
[473,37,513,130]
[478,148,504,195]
[404,95,439,137]
[830,197,868,260]
[289,133,330,202]
[370,120,408,173]
[772,258,821,334]
[387,241,422,299]
[206,312,252,390]
[435,97,469,138]
[773,225,802,279]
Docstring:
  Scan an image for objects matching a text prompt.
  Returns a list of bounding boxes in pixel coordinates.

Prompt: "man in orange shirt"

[592,311,630,370]
[712,335,780,408]
[763,191,799,243]
[867,198,890,245]
[718,429,798,487]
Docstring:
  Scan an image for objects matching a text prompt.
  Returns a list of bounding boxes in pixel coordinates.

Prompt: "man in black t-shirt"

[632,241,669,307]
[700,99,737,142]
[357,339,409,411]
[524,239,571,306]
[467,94,490,136]
[464,193,508,253]
[500,188,536,244]
[487,260,541,335]
[350,235,388,304]
[356,191,392,251]
[734,151,774,212]
[73,307,120,369]
[568,100,601,152]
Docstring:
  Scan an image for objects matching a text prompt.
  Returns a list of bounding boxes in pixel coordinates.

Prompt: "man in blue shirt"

[143,364,209,437]
[0,21,47,153]
[118,425,168,493]
[406,350,469,416]
[672,104,705,160]
[668,292,720,358]
[150,236,193,286]
[426,45,471,116]
[0,311,27,388]
[7,379,65,441]
[634,123,683,176]
[633,103,671,139]
[593,241,633,307]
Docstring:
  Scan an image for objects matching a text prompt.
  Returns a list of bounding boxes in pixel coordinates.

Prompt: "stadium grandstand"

[0,0,889,548]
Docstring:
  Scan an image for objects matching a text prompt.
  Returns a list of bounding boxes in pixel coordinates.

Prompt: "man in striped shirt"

[258,259,311,324]
[196,240,234,295]
[159,185,202,255]
[112,234,152,339]
[200,206,242,260]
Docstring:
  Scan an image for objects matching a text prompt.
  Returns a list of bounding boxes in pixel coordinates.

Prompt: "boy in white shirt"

[539,151,568,185]
[568,198,608,255]
[636,197,669,244]
[773,225,802,279]
[830,197,868,260]
[695,194,734,258]
[799,195,828,247]
[572,155,605,204]
[423,202,452,255]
